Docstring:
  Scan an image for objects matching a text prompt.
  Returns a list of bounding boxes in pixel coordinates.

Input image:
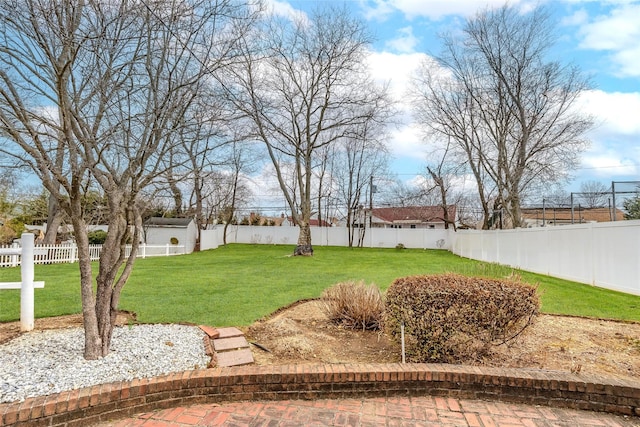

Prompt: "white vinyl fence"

[0,242,186,267]
[201,225,452,250]
[451,220,640,296]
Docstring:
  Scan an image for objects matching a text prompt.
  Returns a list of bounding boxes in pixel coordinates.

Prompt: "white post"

[20,233,35,332]
[11,242,19,267]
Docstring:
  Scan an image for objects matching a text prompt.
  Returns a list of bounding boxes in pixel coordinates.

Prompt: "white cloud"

[360,0,531,21]
[560,9,589,26]
[262,0,308,22]
[581,154,638,177]
[385,26,419,53]
[578,90,640,135]
[575,3,640,77]
[367,50,427,99]
[366,50,431,162]
[388,123,427,159]
[576,90,640,178]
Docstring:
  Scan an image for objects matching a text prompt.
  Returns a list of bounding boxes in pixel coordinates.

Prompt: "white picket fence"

[0,242,186,268]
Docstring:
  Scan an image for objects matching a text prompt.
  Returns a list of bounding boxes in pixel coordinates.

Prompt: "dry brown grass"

[320,281,384,331]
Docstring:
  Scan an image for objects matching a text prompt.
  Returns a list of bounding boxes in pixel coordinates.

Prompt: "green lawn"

[1,244,639,326]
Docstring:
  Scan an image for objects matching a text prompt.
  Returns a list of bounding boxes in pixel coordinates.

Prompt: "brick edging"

[1,363,639,426]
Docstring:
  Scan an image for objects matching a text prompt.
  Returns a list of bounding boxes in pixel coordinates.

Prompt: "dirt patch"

[246,301,398,364]
[245,300,640,380]
[2,302,639,380]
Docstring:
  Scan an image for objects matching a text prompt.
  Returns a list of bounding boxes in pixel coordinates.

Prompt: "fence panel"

[452,220,640,296]
[591,222,640,295]
[200,225,453,250]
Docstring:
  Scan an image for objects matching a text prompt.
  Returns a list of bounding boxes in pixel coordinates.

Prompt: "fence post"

[20,233,35,332]
[11,242,19,267]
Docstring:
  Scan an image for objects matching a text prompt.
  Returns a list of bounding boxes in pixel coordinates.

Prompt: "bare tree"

[331,121,390,247]
[423,139,465,230]
[154,95,253,249]
[218,5,392,255]
[579,180,611,208]
[205,142,255,245]
[0,0,255,358]
[411,5,593,228]
[411,58,497,229]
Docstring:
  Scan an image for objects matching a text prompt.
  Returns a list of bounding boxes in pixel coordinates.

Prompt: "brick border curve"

[2,363,639,426]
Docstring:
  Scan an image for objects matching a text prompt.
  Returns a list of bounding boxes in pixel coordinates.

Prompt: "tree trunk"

[294,222,313,256]
[43,194,63,244]
[69,206,102,360]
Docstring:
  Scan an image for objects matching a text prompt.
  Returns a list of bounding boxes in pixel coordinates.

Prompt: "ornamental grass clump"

[320,280,384,331]
[384,273,539,363]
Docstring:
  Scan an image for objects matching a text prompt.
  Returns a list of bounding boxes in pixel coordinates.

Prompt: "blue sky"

[264,0,640,195]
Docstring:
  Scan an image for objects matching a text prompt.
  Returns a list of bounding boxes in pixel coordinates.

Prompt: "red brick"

[29,396,47,420]
[17,401,32,422]
[2,405,19,425]
[215,327,243,338]
[54,391,69,414]
[199,325,220,339]
[89,385,102,406]
[42,395,58,417]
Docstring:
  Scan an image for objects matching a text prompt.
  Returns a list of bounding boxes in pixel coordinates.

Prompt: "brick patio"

[1,363,639,426]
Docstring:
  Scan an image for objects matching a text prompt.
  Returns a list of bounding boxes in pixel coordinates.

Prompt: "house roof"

[286,217,332,227]
[371,206,456,224]
[521,207,624,223]
[145,217,194,227]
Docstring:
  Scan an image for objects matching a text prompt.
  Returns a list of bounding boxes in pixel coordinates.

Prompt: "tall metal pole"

[369,175,373,228]
[542,198,546,227]
[612,181,617,221]
[570,193,574,224]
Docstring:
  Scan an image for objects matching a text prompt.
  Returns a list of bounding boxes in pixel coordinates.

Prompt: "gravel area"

[0,324,210,403]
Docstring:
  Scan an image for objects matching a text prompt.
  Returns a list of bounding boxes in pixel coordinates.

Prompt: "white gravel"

[0,324,210,403]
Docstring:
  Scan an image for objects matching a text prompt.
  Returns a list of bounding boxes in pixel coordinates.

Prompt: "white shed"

[144,217,198,254]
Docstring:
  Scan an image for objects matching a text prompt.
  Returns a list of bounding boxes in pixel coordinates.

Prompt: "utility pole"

[369,175,373,228]
[570,193,574,224]
[612,181,616,221]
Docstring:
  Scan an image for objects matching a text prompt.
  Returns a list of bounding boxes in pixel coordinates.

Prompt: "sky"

[261,0,640,200]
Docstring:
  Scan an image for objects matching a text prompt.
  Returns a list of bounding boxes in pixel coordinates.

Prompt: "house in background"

[144,217,198,253]
[521,207,625,227]
[281,216,334,227]
[359,206,457,229]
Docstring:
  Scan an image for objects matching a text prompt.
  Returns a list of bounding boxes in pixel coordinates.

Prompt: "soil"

[245,300,640,380]
[2,301,639,381]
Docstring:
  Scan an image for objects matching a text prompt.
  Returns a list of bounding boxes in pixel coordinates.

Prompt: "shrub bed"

[384,273,539,363]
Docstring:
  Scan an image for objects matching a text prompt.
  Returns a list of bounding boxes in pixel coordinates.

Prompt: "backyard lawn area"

[1,244,639,326]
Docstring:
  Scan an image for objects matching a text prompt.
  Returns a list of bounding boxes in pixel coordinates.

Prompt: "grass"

[1,244,639,326]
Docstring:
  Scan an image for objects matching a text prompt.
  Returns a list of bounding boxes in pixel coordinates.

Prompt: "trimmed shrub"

[320,280,384,331]
[87,230,108,245]
[384,273,539,363]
